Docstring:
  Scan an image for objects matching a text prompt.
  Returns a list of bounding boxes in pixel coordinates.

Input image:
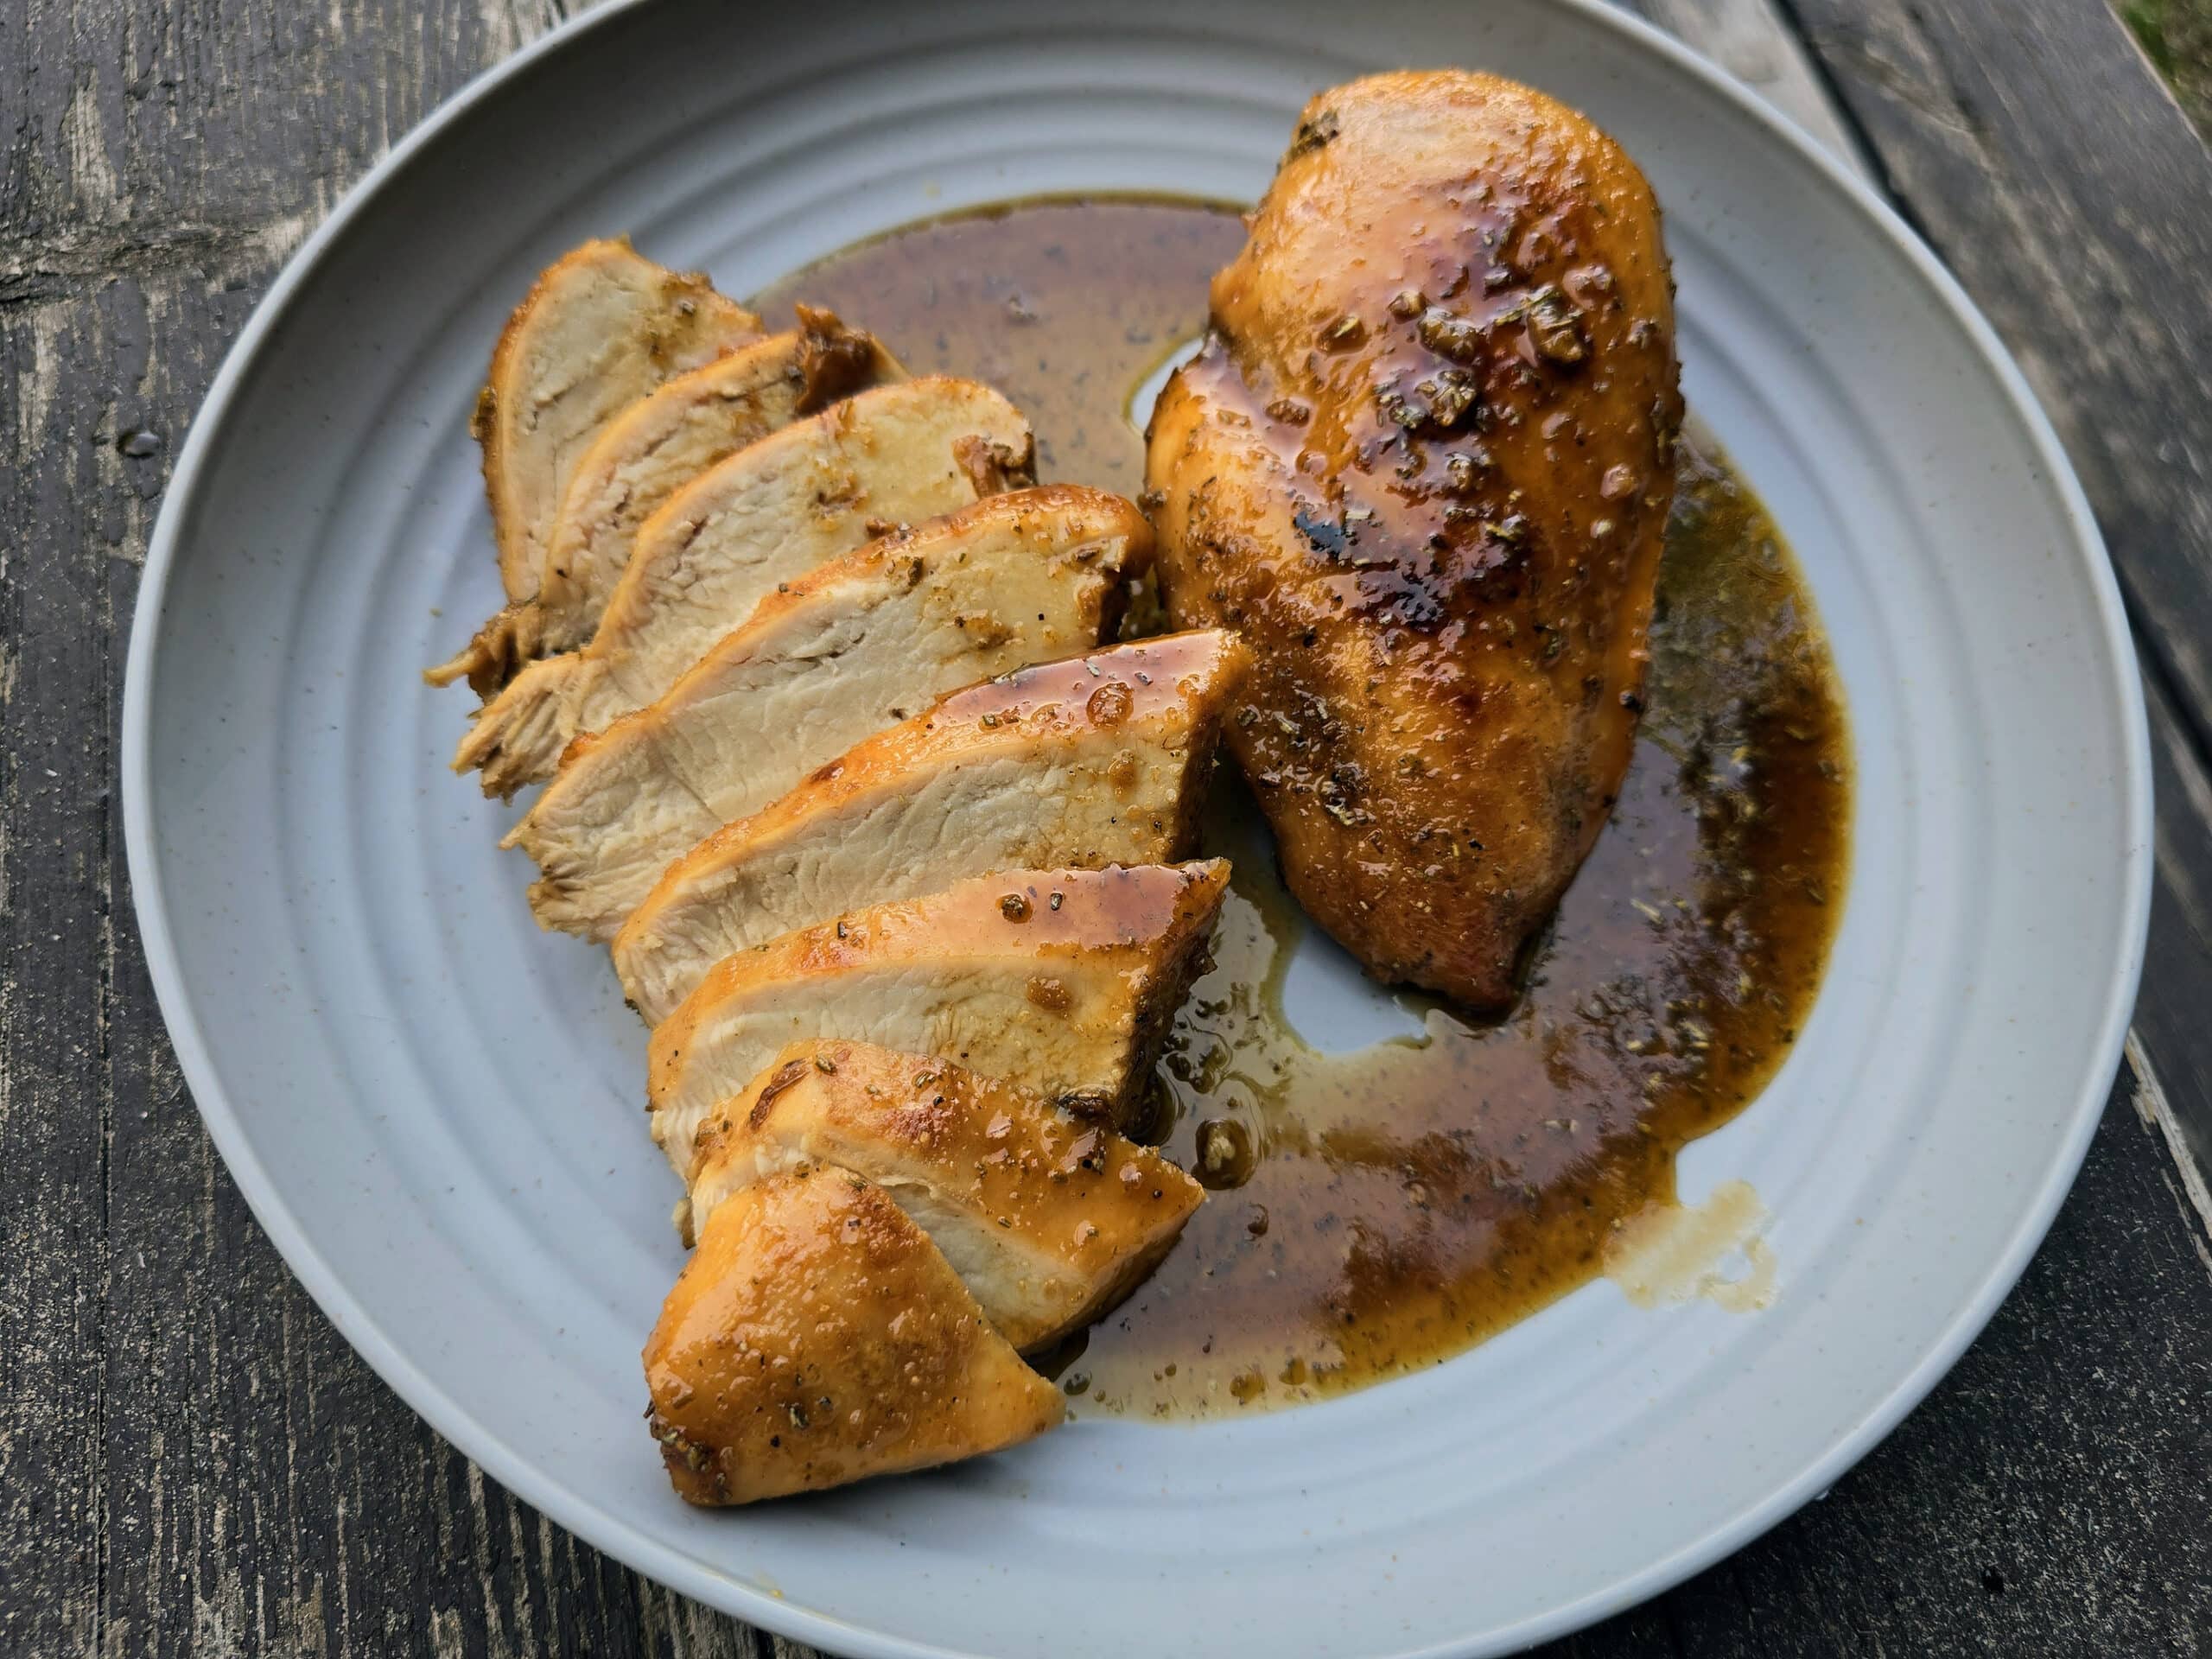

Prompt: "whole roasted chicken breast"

[1147,71,1682,1007]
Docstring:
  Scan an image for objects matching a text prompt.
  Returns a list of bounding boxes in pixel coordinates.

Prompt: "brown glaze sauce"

[756,197,1853,1419]
[754,195,1243,499]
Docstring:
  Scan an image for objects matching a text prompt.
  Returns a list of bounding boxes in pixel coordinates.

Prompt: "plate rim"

[120,2,2155,1654]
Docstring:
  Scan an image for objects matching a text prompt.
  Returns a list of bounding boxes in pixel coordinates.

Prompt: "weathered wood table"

[5,1,2210,1652]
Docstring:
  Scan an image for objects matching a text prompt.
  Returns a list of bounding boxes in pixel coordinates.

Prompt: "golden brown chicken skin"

[1146,71,1681,1008]
[685,1039,1205,1351]
[645,1166,1063,1505]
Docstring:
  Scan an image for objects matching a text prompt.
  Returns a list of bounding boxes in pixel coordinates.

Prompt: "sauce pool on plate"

[756,195,1853,1419]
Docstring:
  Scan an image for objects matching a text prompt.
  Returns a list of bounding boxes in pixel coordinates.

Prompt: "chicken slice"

[507,486,1153,940]
[683,1039,1205,1349]
[473,238,760,607]
[644,1164,1063,1506]
[1146,72,1682,1008]
[431,308,900,696]
[612,631,1245,1001]
[455,378,1035,797]
[644,861,1231,1169]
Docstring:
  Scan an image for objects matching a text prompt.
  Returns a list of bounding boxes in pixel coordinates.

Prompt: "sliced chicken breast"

[644,861,1231,1169]
[474,238,760,607]
[509,486,1152,940]
[685,1039,1205,1350]
[432,308,899,696]
[613,631,1246,1003]
[455,377,1035,796]
[644,1165,1063,1505]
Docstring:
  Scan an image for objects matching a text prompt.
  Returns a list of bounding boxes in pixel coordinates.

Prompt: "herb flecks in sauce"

[753,197,1244,499]
[758,198,1852,1420]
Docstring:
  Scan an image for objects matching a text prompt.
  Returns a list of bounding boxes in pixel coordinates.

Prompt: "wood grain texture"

[1634,0,1873,167]
[2141,667,2212,1185]
[1783,0,2212,721]
[2,1,2209,1656]
[1783,0,2212,1222]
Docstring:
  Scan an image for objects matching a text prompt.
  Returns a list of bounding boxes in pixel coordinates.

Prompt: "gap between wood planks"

[1633,0,1875,172]
[1770,0,2212,1253]
[0,214,320,308]
[7,6,2203,1656]
[2129,1035,2212,1277]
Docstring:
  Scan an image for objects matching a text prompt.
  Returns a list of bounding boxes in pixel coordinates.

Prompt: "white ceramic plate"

[123,3,2151,1654]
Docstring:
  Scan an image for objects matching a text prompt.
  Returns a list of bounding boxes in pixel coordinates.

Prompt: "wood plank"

[2139,667,2212,1184]
[41,203,727,1659]
[1630,0,1872,169]
[1782,1,2212,660]
[1619,0,2212,1215]
[0,0,555,264]
[1784,0,2212,1217]
[0,219,113,1659]
[1,2,787,1656]
[1783,0,2212,720]
[1574,3,2212,1650]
